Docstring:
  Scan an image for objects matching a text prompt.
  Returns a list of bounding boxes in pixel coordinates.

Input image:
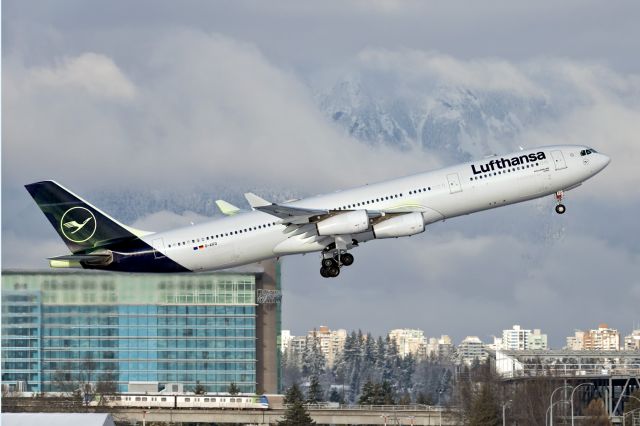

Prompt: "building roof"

[2,413,115,426]
[1,262,266,276]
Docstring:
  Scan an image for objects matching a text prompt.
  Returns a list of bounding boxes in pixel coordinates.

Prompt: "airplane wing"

[243,192,400,225]
[244,192,328,224]
[215,200,242,216]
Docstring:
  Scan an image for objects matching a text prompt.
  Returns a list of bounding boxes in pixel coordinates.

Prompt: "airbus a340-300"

[26,145,609,278]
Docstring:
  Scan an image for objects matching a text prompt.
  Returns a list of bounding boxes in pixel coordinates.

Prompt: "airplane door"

[446,173,462,194]
[152,238,166,259]
[551,150,567,170]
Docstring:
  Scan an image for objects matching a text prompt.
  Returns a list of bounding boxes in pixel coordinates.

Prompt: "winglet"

[215,200,242,216]
[244,192,272,209]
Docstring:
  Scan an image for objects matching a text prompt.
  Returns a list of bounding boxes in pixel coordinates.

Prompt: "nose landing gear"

[554,191,566,214]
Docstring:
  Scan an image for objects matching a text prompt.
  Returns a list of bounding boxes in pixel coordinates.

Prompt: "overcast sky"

[3,1,640,347]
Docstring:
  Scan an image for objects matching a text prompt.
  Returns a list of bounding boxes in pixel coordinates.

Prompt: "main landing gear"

[319,252,355,278]
[554,191,566,214]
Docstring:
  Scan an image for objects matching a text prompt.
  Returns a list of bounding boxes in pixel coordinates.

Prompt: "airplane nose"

[595,153,611,172]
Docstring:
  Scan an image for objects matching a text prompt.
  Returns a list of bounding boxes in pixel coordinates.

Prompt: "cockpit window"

[580,148,596,156]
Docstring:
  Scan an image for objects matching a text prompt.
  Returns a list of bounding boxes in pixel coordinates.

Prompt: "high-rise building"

[281,330,293,353]
[499,325,548,351]
[457,336,488,365]
[565,324,620,351]
[308,326,347,367]
[1,263,282,394]
[566,331,585,350]
[624,330,640,350]
[388,329,426,359]
[426,335,454,359]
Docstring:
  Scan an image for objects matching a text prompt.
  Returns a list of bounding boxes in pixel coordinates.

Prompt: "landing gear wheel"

[320,267,330,278]
[555,204,566,214]
[340,253,354,266]
[327,266,340,278]
[322,258,337,268]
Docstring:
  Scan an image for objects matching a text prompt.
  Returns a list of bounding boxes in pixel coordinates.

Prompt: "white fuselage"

[140,145,609,272]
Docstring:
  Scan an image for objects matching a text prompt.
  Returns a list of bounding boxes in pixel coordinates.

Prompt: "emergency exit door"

[447,173,462,194]
[551,150,567,170]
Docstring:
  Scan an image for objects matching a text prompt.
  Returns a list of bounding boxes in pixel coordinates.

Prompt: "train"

[92,393,271,410]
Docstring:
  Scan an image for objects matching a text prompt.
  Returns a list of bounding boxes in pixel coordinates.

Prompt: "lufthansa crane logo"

[60,207,97,243]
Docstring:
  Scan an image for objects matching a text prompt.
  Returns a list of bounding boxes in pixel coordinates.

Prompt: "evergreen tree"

[302,332,326,378]
[329,387,345,404]
[416,391,434,405]
[227,382,240,395]
[468,382,499,426]
[306,375,324,405]
[279,384,316,426]
[358,381,375,405]
[194,380,206,394]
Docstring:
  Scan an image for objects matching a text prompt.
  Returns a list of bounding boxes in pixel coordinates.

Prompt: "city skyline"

[282,323,640,352]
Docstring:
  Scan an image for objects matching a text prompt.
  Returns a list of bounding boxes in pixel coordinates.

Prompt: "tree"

[329,388,344,404]
[228,382,240,395]
[582,399,611,426]
[302,332,326,378]
[468,382,499,426]
[194,381,206,395]
[416,391,434,405]
[278,384,316,426]
[306,375,323,404]
[358,380,395,406]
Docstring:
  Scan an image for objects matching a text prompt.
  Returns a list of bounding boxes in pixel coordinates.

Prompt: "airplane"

[26,145,610,278]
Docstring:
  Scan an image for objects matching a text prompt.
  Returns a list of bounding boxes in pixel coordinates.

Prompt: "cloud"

[2,30,442,196]
[281,220,640,346]
[356,49,544,97]
[27,52,137,100]
[319,50,640,201]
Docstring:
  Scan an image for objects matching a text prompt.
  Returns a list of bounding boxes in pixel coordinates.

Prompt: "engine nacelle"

[316,210,369,236]
[372,212,425,239]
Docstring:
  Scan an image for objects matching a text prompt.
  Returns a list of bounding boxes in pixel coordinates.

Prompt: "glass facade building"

[1,269,277,393]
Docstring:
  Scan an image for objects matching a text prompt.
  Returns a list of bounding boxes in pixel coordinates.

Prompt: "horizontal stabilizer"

[215,200,242,216]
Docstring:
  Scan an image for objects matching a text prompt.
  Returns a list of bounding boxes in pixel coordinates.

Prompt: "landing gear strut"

[319,250,355,278]
[554,191,566,214]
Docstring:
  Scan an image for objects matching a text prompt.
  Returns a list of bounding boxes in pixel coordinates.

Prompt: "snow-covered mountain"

[314,75,553,162]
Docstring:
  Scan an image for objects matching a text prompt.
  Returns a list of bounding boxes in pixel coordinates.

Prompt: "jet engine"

[316,210,369,236]
[372,212,425,239]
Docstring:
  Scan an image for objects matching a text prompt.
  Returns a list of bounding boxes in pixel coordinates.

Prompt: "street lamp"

[546,400,570,426]
[502,400,512,426]
[549,384,573,426]
[571,382,595,426]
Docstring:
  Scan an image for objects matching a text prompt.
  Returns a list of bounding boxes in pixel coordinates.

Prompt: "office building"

[1,261,281,394]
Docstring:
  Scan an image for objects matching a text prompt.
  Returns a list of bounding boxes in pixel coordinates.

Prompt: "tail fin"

[25,180,151,253]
